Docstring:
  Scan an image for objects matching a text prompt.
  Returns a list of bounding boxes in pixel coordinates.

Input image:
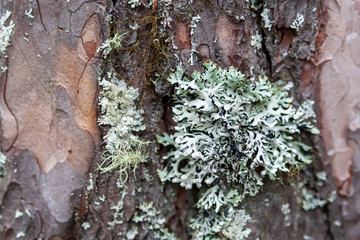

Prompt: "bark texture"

[0,0,359,239]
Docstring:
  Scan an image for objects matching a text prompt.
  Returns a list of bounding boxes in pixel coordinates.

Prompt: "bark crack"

[35,0,48,32]
[259,27,273,78]
[2,57,19,152]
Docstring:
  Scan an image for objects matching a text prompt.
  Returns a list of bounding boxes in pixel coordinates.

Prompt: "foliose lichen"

[97,32,127,59]
[281,203,291,227]
[97,32,148,187]
[157,61,319,239]
[190,206,251,240]
[128,0,140,8]
[97,68,148,185]
[132,201,178,240]
[108,191,127,229]
[290,175,336,211]
[0,152,7,181]
[290,13,305,32]
[0,10,15,56]
[261,8,272,31]
[250,30,262,50]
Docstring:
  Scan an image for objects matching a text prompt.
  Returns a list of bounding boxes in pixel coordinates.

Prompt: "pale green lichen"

[98,139,148,186]
[281,203,291,227]
[291,175,336,211]
[24,8,34,19]
[16,232,25,238]
[108,191,127,228]
[132,202,178,240]
[14,209,23,219]
[261,8,272,30]
[159,61,317,196]
[221,209,251,240]
[98,70,145,152]
[97,32,127,59]
[250,30,262,50]
[190,207,251,240]
[156,133,175,147]
[128,0,140,8]
[290,13,305,32]
[82,222,91,230]
[158,61,318,239]
[86,173,94,191]
[97,69,148,186]
[0,10,15,56]
[126,225,139,240]
[303,235,314,240]
[98,32,147,182]
[0,152,7,180]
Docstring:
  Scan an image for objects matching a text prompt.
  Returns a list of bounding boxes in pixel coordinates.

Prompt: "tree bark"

[0,0,359,239]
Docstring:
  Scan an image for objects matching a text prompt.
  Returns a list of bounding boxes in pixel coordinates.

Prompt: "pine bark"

[0,0,359,239]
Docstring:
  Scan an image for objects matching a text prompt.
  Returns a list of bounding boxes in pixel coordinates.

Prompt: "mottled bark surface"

[318,0,360,238]
[0,0,104,238]
[0,0,359,239]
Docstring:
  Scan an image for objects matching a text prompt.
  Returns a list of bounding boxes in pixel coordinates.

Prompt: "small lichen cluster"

[190,207,251,240]
[131,202,178,240]
[261,8,272,30]
[290,13,305,32]
[158,61,319,239]
[0,152,6,181]
[0,10,15,56]
[108,191,127,228]
[291,173,336,211]
[97,32,127,59]
[281,203,291,227]
[250,30,262,50]
[128,0,140,8]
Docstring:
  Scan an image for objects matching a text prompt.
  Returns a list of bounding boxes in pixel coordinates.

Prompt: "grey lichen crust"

[157,61,319,239]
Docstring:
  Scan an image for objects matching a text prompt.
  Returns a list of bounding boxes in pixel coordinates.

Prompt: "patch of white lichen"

[290,13,305,32]
[0,10,15,73]
[0,10,15,56]
[0,152,7,181]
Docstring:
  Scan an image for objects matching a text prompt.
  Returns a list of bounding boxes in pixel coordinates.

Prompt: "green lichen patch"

[158,61,319,239]
[159,61,318,197]
[190,207,251,240]
[290,174,336,211]
[98,69,148,186]
[132,201,178,240]
[97,32,127,59]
